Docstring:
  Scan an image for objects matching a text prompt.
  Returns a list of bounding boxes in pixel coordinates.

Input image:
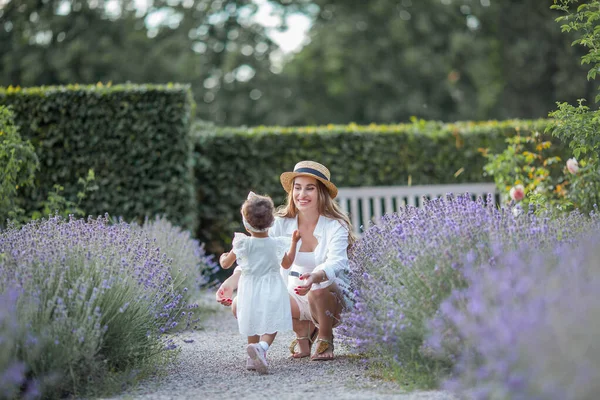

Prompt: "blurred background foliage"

[0,0,594,126]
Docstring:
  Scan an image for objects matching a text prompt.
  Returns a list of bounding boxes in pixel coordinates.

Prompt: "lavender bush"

[0,214,212,398]
[0,289,42,399]
[139,216,219,302]
[426,230,600,399]
[341,194,599,387]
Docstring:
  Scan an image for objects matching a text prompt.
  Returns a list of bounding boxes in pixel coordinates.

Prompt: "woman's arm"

[215,268,241,306]
[313,221,349,281]
[295,222,348,295]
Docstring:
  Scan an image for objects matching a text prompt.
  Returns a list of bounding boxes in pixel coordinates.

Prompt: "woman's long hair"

[275,179,357,247]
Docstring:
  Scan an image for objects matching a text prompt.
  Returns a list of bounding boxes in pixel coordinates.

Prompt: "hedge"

[0,84,196,229]
[192,119,569,254]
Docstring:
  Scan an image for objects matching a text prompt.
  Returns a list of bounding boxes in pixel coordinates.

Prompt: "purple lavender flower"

[0,214,210,397]
[340,193,599,386]
[426,230,600,399]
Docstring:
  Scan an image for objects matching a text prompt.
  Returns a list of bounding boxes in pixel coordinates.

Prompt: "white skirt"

[286,263,344,328]
[236,271,292,336]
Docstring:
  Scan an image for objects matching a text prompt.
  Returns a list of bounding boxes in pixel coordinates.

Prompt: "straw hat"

[280,161,338,199]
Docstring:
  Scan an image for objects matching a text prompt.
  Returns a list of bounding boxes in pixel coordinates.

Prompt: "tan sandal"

[289,328,318,358]
[311,337,334,361]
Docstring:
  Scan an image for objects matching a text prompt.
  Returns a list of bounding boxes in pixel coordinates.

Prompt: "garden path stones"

[101,291,455,400]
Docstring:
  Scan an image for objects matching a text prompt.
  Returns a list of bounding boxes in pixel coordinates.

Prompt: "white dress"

[233,233,293,336]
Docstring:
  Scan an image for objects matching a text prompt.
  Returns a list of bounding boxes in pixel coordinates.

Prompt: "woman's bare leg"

[307,283,343,360]
[289,294,315,358]
[232,296,238,318]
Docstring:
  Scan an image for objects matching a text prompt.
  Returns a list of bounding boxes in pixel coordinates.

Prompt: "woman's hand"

[294,273,315,296]
[216,269,241,306]
[215,279,235,306]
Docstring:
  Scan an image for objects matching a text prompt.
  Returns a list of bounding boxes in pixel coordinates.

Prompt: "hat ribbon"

[294,167,329,181]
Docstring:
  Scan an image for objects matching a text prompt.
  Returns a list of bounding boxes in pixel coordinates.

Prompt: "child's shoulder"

[232,232,250,246]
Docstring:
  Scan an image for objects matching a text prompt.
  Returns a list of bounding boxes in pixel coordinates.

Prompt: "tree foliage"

[270,0,595,125]
[481,0,600,214]
[0,106,38,226]
[0,0,293,125]
[0,0,596,126]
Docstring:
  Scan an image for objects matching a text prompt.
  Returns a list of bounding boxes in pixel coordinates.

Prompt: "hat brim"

[280,172,338,199]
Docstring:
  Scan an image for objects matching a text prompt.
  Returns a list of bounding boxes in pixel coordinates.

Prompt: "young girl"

[219,192,300,374]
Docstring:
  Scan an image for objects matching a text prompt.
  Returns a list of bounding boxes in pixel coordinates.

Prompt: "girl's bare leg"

[260,332,277,346]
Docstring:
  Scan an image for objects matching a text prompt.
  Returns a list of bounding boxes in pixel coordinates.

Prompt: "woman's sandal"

[289,328,318,359]
[311,337,335,361]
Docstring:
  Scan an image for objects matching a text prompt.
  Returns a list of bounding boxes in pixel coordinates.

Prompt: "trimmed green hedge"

[0,84,196,229]
[193,119,568,253]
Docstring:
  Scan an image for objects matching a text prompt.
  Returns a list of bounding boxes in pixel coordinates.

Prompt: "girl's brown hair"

[275,179,357,247]
[242,194,275,231]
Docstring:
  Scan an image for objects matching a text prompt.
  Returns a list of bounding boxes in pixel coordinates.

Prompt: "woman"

[216,160,355,361]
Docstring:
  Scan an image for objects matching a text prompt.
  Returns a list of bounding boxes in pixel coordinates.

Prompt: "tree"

[1,0,596,126]
[266,0,595,125]
[0,0,294,125]
[544,0,600,213]
[474,0,595,120]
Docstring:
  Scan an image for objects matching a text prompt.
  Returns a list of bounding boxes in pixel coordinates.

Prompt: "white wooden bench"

[336,183,499,236]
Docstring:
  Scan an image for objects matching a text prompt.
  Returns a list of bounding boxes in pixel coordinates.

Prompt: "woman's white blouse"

[269,215,350,289]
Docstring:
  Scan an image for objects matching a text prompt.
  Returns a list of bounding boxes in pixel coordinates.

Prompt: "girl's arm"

[219,251,237,269]
[281,230,300,269]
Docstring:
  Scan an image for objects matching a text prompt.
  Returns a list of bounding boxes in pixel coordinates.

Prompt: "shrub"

[193,118,560,253]
[0,215,203,398]
[139,216,219,301]
[341,194,599,388]
[547,101,600,213]
[425,228,600,399]
[0,106,38,227]
[482,130,571,212]
[540,0,600,213]
[0,289,42,399]
[0,84,196,230]
[476,2,600,215]
[0,104,99,230]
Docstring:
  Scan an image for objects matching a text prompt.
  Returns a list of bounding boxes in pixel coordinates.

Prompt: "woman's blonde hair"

[275,178,357,247]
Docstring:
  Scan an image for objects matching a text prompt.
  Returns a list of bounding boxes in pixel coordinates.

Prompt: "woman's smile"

[293,176,318,210]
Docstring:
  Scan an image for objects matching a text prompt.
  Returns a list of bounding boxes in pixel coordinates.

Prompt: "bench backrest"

[337,183,499,236]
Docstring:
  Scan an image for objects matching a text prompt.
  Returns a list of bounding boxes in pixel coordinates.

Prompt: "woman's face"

[293,176,319,213]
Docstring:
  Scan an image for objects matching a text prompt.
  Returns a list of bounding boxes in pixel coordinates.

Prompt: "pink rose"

[566,158,579,174]
[509,184,525,202]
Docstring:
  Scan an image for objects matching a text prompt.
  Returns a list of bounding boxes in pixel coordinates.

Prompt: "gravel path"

[103,291,455,400]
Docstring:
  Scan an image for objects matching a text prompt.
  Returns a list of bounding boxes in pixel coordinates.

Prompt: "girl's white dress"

[233,233,293,336]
